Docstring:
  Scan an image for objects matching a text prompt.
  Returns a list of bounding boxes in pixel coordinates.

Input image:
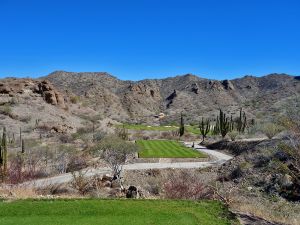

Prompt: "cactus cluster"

[0,127,8,182]
[199,117,210,142]
[211,108,248,138]
[236,108,247,133]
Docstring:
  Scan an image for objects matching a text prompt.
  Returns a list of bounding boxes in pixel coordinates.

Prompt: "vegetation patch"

[120,124,178,131]
[137,140,206,158]
[0,199,235,225]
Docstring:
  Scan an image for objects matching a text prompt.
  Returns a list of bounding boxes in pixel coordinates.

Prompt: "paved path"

[21,142,232,188]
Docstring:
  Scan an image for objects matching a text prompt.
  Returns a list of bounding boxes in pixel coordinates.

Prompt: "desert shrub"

[19,115,31,123]
[115,126,129,140]
[163,170,213,200]
[59,134,73,143]
[254,155,271,168]
[9,97,19,105]
[71,171,92,195]
[229,165,244,179]
[145,178,161,195]
[142,135,150,140]
[36,184,69,195]
[261,123,283,139]
[71,132,81,140]
[36,123,52,132]
[160,131,171,139]
[7,154,23,184]
[92,135,139,189]
[145,169,161,177]
[93,131,107,142]
[228,130,239,141]
[0,104,12,116]
[182,132,193,141]
[70,95,80,104]
[77,126,93,134]
[67,154,88,172]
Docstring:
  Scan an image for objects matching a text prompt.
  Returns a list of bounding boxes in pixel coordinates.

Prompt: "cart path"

[21,142,233,188]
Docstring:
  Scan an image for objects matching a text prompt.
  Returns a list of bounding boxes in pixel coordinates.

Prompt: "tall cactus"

[179,113,185,137]
[212,116,220,135]
[219,109,230,138]
[237,108,247,133]
[230,115,234,131]
[21,139,25,154]
[199,118,210,142]
[1,127,7,181]
[19,127,22,148]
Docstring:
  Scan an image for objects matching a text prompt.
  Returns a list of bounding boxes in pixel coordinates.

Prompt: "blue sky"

[0,0,299,80]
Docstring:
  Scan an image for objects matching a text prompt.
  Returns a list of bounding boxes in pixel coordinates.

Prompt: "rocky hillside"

[44,71,300,124]
[0,71,299,134]
[0,78,86,137]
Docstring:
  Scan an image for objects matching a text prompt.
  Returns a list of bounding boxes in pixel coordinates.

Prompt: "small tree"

[179,113,185,137]
[92,136,139,189]
[199,118,210,142]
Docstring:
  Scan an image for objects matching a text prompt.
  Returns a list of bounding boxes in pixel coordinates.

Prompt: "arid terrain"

[0,71,299,225]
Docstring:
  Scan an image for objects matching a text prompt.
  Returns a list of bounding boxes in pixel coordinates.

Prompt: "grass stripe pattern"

[137,140,206,158]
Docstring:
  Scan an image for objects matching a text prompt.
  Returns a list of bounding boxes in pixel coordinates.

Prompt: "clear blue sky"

[0,0,299,80]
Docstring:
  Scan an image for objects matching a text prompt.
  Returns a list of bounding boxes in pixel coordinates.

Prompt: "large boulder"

[126,186,138,198]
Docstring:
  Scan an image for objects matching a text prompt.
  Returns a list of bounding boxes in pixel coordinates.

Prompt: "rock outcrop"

[34,80,66,108]
[0,78,66,108]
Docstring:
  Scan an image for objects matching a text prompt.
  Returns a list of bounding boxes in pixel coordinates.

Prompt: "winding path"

[21,142,232,188]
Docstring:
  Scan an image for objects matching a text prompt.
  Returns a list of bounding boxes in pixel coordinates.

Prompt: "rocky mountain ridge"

[0,71,299,133]
[45,71,300,124]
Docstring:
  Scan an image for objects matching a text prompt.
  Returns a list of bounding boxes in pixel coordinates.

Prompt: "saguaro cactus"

[199,118,210,142]
[179,113,185,137]
[21,139,25,154]
[1,127,8,181]
[237,108,247,133]
[219,109,230,138]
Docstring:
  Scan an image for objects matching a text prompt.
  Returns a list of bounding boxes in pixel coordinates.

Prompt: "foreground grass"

[0,199,235,225]
[137,140,206,158]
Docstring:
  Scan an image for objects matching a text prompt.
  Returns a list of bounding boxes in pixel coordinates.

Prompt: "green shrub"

[261,123,283,139]
[228,130,239,141]
[70,96,80,104]
[0,104,12,115]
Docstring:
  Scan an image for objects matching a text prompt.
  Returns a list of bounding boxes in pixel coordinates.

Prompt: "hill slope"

[45,71,300,124]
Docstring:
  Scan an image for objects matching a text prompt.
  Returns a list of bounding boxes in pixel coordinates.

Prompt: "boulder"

[191,83,199,94]
[126,186,138,198]
[222,80,234,90]
[280,174,293,188]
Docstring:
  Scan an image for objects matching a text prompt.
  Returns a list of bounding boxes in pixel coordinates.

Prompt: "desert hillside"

[45,71,300,123]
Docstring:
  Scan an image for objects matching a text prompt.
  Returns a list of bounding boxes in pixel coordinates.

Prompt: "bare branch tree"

[92,136,138,189]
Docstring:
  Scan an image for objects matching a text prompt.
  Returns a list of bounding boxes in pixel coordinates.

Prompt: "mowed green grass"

[119,124,178,131]
[119,124,204,135]
[137,140,206,158]
[0,199,235,225]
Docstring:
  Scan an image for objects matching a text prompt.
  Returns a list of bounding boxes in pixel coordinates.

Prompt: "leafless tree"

[92,135,138,189]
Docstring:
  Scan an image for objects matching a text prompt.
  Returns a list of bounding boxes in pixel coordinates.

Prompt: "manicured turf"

[137,140,206,158]
[0,199,235,225]
[120,124,178,131]
[119,124,204,135]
